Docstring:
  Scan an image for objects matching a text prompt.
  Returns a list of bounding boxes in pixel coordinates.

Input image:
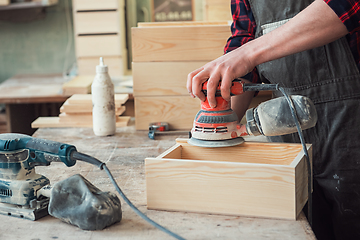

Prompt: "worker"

[187,0,360,239]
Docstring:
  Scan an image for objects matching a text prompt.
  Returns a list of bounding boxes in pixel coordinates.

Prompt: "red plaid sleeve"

[224,0,260,83]
[324,0,360,33]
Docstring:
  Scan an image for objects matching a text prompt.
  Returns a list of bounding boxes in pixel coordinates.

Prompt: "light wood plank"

[74,11,119,35]
[133,61,208,96]
[131,25,230,62]
[134,96,200,130]
[62,76,93,95]
[75,35,121,58]
[31,116,130,128]
[204,0,232,21]
[137,21,229,27]
[73,0,118,11]
[66,94,129,105]
[59,106,125,122]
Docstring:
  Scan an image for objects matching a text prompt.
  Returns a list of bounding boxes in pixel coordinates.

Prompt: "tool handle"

[0,133,76,168]
[242,83,279,92]
[202,80,279,96]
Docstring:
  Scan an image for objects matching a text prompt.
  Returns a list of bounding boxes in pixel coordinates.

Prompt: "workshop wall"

[0,0,75,83]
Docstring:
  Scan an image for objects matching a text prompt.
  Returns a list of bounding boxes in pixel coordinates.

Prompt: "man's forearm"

[244,0,349,67]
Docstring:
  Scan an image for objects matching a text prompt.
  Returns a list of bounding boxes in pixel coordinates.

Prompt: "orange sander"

[188,80,318,147]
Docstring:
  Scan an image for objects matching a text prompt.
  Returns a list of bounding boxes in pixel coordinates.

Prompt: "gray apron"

[248,0,360,239]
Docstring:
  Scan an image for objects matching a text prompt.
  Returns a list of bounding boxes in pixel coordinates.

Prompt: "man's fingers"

[187,68,203,98]
[220,72,233,102]
[192,70,207,101]
[207,72,222,108]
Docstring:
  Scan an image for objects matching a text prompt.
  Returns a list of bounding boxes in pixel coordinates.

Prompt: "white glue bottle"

[91,57,116,136]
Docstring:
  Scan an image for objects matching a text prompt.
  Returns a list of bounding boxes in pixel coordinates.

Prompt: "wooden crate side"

[133,61,208,96]
[73,0,118,11]
[146,144,182,161]
[77,56,125,76]
[295,144,313,218]
[76,35,121,58]
[74,11,119,35]
[146,158,297,219]
[134,96,200,130]
[179,141,303,165]
[131,25,230,62]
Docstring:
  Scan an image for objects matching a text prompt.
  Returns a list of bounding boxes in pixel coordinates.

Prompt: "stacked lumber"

[132,21,231,130]
[32,94,130,128]
[62,76,93,95]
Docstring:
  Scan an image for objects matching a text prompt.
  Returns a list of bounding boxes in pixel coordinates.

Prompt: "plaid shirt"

[224,0,360,83]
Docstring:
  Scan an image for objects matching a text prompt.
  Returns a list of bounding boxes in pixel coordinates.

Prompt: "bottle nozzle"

[96,57,108,73]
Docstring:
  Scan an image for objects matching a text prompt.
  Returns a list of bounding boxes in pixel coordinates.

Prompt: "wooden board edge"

[32,116,130,128]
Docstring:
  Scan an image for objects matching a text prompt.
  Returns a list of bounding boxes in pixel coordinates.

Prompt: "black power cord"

[72,151,186,240]
[278,87,313,227]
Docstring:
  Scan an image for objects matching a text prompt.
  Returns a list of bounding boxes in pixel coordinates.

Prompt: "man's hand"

[186,47,255,108]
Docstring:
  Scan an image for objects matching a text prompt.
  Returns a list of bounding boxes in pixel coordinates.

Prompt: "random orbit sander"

[188,79,318,147]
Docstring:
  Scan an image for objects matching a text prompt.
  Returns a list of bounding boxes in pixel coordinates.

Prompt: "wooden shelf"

[0,0,58,11]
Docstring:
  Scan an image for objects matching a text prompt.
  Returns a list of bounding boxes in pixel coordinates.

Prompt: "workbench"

[0,120,316,240]
[0,74,70,135]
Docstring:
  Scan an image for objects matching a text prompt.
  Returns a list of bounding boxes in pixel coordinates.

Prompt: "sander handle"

[0,133,77,168]
[202,80,279,96]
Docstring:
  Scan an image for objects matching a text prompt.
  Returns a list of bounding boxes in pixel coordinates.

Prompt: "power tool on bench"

[0,133,104,220]
[188,79,318,147]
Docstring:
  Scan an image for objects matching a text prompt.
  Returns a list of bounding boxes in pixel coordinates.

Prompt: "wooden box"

[145,139,312,220]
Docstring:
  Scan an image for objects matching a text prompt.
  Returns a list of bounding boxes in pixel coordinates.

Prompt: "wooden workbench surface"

[0,74,70,104]
[0,120,315,240]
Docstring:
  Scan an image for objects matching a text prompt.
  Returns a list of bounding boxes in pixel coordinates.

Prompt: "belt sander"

[188,80,318,147]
